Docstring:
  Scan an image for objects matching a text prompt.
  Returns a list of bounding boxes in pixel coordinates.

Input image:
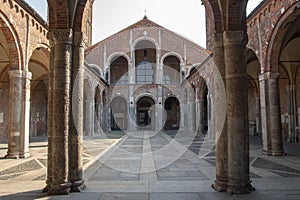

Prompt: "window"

[163,75,171,84]
[136,61,153,84]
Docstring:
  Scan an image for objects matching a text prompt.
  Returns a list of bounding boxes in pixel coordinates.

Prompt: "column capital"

[212,32,224,48]
[48,29,73,45]
[74,32,88,48]
[9,70,32,79]
[223,31,245,46]
[259,72,279,81]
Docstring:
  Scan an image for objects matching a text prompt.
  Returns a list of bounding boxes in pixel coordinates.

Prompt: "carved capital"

[74,32,88,48]
[48,29,73,45]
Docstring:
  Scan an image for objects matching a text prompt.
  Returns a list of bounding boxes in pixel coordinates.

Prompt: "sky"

[25,0,263,47]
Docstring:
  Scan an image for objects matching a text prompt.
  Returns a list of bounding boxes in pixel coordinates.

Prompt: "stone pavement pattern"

[0,131,300,199]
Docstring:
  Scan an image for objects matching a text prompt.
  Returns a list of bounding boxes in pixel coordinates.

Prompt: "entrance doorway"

[164,97,180,130]
[137,97,155,130]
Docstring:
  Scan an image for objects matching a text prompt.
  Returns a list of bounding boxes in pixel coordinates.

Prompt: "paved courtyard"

[0,130,300,199]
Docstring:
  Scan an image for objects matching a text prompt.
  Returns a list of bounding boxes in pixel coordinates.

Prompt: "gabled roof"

[86,17,162,53]
[86,17,209,54]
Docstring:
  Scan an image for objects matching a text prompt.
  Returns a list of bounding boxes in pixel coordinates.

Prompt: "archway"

[163,55,181,84]
[246,48,260,137]
[30,78,48,137]
[135,40,156,84]
[29,47,49,138]
[136,96,155,130]
[109,56,128,85]
[110,96,128,130]
[164,97,180,130]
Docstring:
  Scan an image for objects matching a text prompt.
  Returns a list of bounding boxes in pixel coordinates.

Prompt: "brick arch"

[0,11,22,70]
[73,0,88,32]
[161,52,184,64]
[47,0,88,31]
[107,52,130,65]
[201,0,224,32]
[47,0,70,29]
[227,0,248,31]
[30,43,50,58]
[267,1,300,72]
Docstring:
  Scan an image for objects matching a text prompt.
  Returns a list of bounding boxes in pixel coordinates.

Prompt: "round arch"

[107,52,131,65]
[132,36,159,50]
[161,52,184,64]
[267,1,300,72]
[0,11,22,70]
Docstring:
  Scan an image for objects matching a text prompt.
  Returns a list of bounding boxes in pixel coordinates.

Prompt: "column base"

[5,153,19,159]
[48,183,71,195]
[71,179,86,192]
[227,180,250,194]
[19,152,30,158]
[211,178,227,192]
[262,149,286,156]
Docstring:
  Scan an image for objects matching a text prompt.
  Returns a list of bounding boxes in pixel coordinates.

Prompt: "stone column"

[19,71,32,158]
[85,97,94,136]
[157,85,163,130]
[69,32,86,192]
[287,85,296,142]
[47,29,73,195]
[223,31,249,194]
[211,33,227,192]
[44,34,55,193]
[259,72,284,155]
[129,85,136,131]
[255,96,261,136]
[6,70,31,159]
[198,97,204,134]
[207,92,215,139]
[180,103,186,130]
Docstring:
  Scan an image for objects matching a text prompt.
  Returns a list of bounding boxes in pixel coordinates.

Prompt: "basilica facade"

[84,16,211,135]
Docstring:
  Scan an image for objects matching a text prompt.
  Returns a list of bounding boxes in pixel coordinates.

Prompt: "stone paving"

[0,131,300,199]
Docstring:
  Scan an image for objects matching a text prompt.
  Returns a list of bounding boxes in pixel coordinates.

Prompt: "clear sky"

[25,0,263,47]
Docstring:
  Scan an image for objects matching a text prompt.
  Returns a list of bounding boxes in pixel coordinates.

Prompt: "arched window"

[136,60,154,84]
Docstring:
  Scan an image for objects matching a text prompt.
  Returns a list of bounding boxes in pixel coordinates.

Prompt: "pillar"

[47,29,73,195]
[44,33,54,193]
[19,71,31,158]
[157,85,163,131]
[85,97,94,135]
[259,72,284,155]
[287,85,296,142]
[211,32,227,192]
[198,97,204,134]
[224,31,249,194]
[6,70,31,159]
[69,32,86,192]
